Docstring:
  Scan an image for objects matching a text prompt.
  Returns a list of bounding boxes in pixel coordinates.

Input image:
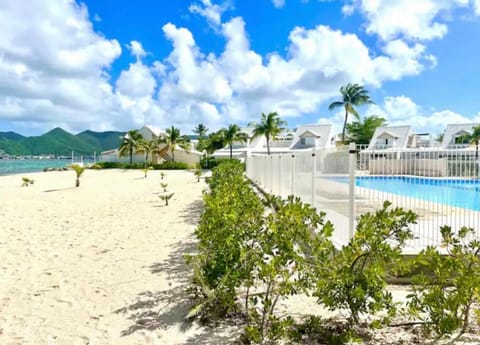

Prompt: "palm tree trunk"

[230,144,233,159]
[76,177,80,187]
[171,146,175,162]
[342,108,349,144]
[266,135,270,155]
[129,147,133,164]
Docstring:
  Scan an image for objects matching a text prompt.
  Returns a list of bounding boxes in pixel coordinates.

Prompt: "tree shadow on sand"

[178,200,204,226]
[114,239,197,336]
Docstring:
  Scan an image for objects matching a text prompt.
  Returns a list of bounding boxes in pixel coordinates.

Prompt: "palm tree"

[251,112,286,155]
[118,130,144,164]
[328,83,374,143]
[158,126,190,162]
[222,124,248,159]
[136,139,161,167]
[204,131,227,155]
[71,164,87,187]
[468,125,480,160]
[345,115,387,145]
[194,123,209,151]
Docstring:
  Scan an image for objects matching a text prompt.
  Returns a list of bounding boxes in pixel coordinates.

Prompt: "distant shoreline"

[0,159,95,176]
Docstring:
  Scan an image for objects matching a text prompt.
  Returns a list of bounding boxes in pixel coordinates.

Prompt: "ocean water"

[0,159,75,176]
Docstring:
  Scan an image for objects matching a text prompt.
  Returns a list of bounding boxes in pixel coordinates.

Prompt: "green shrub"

[200,157,244,170]
[316,201,417,327]
[152,161,190,170]
[408,226,480,336]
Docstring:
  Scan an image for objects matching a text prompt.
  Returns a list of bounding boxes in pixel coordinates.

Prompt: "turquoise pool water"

[335,176,480,211]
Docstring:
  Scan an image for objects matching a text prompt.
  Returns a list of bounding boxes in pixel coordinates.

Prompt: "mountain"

[0,128,124,156]
[76,130,123,152]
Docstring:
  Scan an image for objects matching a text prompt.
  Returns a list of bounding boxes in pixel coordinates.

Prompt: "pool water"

[335,176,480,211]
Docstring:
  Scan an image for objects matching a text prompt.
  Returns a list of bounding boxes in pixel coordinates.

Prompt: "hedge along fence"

[91,161,192,170]
[188,160,480,344]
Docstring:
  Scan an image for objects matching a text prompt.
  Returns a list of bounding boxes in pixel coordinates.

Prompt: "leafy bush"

[316,201,417,327]
[200,157,244,170]
[408,226,480,335]
[153,161,190,170]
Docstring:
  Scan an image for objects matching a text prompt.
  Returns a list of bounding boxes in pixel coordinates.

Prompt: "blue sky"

[0,0,479,136]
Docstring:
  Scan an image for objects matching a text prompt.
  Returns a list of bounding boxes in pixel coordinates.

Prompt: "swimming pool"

[334,176,480,211]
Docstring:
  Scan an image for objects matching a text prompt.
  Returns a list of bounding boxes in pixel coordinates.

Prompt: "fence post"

[278,155,282,197]
[348,142,356,239]
[311,148,317,206]
[291,154,295,196]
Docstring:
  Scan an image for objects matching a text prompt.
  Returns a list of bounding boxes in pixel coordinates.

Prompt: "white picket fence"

[246,145,480,253]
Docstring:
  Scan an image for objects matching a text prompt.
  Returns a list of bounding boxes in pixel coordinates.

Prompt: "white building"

[101,125,202,166]
[212,124,336,160]
[441,123,480,148]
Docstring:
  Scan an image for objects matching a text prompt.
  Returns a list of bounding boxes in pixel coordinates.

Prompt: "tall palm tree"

[251,112,286,155]
[328,83,374,143]
[118,130,143,164]
[71,164,87,187]
[158,126,190,162]
[222,124,248,159]
[193,123,209,151]
[136,139,161,166]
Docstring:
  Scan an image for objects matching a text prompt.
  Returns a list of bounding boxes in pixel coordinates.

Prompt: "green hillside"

[0,128,125,156]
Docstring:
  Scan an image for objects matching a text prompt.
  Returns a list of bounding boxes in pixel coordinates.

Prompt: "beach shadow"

[114,239,198,336]
[43,187,76,192]
[178,200,204,226]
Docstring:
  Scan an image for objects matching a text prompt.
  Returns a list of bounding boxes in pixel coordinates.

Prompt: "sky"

[1,0,480,136]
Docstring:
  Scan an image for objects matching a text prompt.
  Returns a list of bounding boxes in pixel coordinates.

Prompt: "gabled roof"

[442,123,480,147]
[291,124,334,148]
[142,125,165,137]
[368,125,412,149]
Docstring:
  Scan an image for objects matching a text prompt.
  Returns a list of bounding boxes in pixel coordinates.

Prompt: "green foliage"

[21,177,34,187]
[346,115,387,145]
[158,126,190,162]
[189,159,265,320]
[92,161,190,170]
[203,131,227,154]
[328,83,374,143]
[142,166,153,178]
[245,196,334,344]
[194,168,202,182]
[159,193,174,206]
[316,201,417,327]
[160,182,168,192]
[220,124,248,159]
[0,127,121,156]
[408,226,480,335]
[193,123,209,151]
[70,164,87,187]
[251,112,287,155]
[160,172,166,180]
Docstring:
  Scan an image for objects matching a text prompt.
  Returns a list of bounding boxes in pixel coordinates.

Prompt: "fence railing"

[246,145,480,253]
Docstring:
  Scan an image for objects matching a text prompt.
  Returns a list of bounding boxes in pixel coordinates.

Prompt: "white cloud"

[344,0,476,41]
[0,0,477,137]
[189,0,230,27]
[272,0,286,8]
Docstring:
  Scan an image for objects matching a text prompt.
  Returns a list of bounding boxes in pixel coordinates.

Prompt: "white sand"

[0,169,237,345]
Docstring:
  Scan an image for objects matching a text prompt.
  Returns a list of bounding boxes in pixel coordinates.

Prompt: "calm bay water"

[0,159,75,176]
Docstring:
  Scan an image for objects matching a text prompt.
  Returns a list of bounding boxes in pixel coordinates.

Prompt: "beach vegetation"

[118,129,143,164]
[91,161,190,170]
[159,193,174,206]
[136,139,162,167]
[194,168,202,182]
[251,112,287,155]
[316,201,417,327]
[160,172,166,180]
[328,83,374,143]
[142,166,153,178]
[161,182,168,192]
[21,177,34,186]
[408,225,480,336]
[70,164,87,187]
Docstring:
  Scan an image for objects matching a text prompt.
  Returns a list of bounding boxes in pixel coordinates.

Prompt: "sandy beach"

[0,169,235,345]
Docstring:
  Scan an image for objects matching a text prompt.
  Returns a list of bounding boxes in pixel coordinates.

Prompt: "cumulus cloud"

[344,0,477,41]
[0,0,478,136]
[189,0,231,27]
